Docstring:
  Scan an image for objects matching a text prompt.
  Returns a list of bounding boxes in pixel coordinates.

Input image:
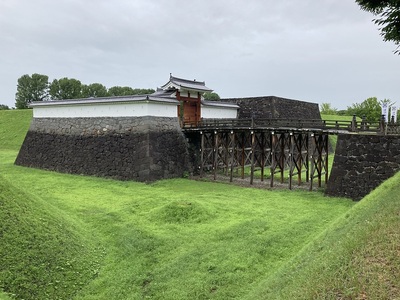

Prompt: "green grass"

[0,110,32,150]
[246,171,400,299]
[0,151,354,299]
[0,175,104,300]
[1,110,399,299]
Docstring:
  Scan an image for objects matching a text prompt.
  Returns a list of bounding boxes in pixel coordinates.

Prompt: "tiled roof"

[161,75,213,92]
[29,94,178,107]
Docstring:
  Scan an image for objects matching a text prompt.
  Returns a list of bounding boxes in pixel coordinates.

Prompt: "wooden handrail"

[182,118,400,135]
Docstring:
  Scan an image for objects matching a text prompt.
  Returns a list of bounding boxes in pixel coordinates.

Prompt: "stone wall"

[221,96,321,120]
[15,117,189,182]
[325,134,400,200]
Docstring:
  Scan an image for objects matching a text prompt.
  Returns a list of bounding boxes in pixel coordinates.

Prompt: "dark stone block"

[15,117,190,182]
[326,134,400,200]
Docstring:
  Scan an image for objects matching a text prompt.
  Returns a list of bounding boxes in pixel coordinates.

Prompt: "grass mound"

[154,200,215,223]
[247,171,400,299]
[0,177,103,300]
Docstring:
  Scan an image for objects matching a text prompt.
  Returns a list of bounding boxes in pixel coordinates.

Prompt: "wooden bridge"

[183,117,400,190]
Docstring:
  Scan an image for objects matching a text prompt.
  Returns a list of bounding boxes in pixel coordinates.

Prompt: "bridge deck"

[183,118,400,135]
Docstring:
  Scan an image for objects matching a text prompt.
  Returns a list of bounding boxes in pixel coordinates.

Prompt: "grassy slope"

[0,110,32,150]
[0,110,103,299]
[247,172,400,299]
[0,177,103,300]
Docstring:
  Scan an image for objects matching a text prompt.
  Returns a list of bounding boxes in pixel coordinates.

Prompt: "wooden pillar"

[270,132,276,188]
[309,133,315,191]
[260,132,265,182]
[280,133,285,184]
[324,134,329,185]
[250,131,255,185]
[229,131,235,182]
[288,132,294,190]
[241,133,245,179]
[213,131,218,181]
[200,131,204,178]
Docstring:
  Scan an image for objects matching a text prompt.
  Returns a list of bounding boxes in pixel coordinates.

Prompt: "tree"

[49,77,82,100]
[346,97,392,121]
[15,73,49,109]
[81,83,108,98]
[320,103,338,115]
[131,88,155,95]
[107,86,155,96]
[0,104,10,110]
[203,92,221,101]
[356,0,400,54]
[107,86,135,96]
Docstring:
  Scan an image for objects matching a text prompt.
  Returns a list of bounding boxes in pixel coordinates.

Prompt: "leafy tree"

[81,83,108,98]
[107,86,155,96]
[356,0,400,54]
[107,86,135,96]
[15,73,49,109]
[203,92,221,101]
[0,104,10,110]
[49,77,82,100]
[131,88,155,95]
[346,97,392,121]
[320,103,338,115]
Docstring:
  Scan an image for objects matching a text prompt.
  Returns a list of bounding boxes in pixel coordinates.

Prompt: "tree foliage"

[107,86,155,96]
[320,103,338,115]
[0,104,10,110]
[81,83,108,98]
[15,73,156,108]
[356,0,400,54]
[15,73,49,109]
[49,78,82,100]
[107,86,135,96]
[203,92,221,101]
[346,97,393,121]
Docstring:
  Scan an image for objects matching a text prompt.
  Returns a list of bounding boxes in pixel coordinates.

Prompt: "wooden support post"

[324,135,329,185]
[288,132,294,190]
[250,131,255,185]
[200,131,204,178]
[260,133,265,182]
[270,132,276,187]
[318,138,322,188]
[305,133,309,183]
[241,133,245,179]
[229,131,235,182]
[213,131,218,181]
[280,133,285,184]
[309,133,315,191]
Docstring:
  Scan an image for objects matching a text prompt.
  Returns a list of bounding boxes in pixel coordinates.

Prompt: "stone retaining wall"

[221,96,321,119]
[15,117,189,182]
[326,134,400,200]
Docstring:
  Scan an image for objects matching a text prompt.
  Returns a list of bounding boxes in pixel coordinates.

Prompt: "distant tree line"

[320,97,398,122]
[15,73,155,109]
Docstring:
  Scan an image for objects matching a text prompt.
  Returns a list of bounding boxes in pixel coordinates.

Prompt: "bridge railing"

[182,117,400,135]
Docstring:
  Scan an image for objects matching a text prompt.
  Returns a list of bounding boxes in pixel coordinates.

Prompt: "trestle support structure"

[197,129,329,190]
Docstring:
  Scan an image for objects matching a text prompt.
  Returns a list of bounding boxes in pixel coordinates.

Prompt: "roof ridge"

[170,75,206,86]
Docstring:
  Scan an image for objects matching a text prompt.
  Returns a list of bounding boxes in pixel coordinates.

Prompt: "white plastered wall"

[33,101,178,118]
[201,105,238,119]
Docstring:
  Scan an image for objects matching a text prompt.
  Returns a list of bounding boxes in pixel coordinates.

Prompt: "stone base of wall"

[15,117,189,182]
[326,134,400,200]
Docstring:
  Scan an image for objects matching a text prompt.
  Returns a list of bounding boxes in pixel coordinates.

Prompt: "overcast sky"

[1,0,399,109]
